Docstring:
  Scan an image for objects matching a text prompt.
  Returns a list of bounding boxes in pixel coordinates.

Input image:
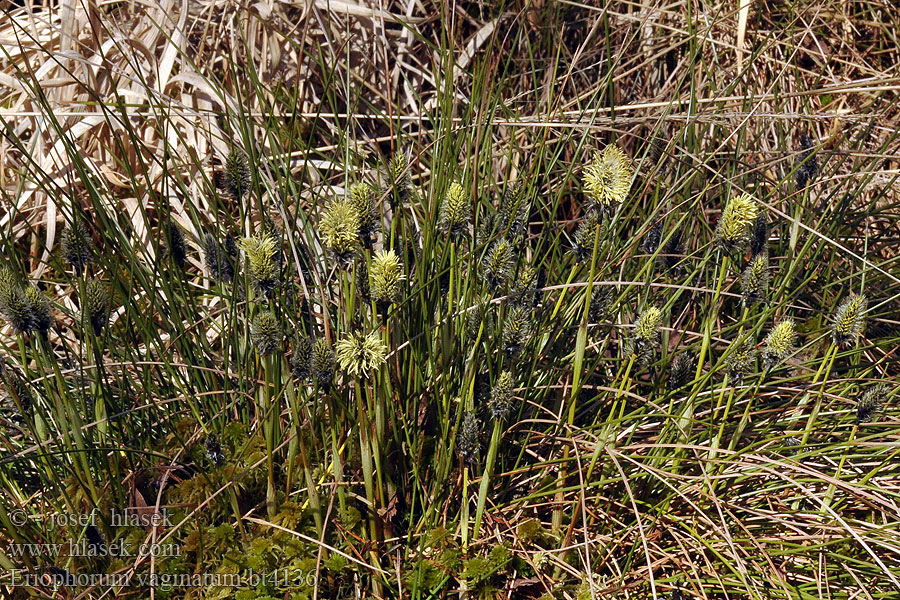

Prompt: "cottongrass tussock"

[3,10,900,599]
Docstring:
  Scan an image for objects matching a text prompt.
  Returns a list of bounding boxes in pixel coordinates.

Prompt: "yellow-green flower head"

[440,181,470,238]
[725,335,756,384]
[320,199,360,265]
[715,193,759,251]
[763,318,795,367]
[633,306,662,342]
[85,278,109,336]
[369,249,406,304]
[240,232,279,295]
[489,371,514,421]
[336,331,387,377]
[350,183,378,240]
[513,265,535,296]
[741,253,769,307]
[832,294,866,347]
[251,311,282,356]
[583,144,633,211]
[482,239,514,288]
[627,306,662,363]
[502,306,532,356]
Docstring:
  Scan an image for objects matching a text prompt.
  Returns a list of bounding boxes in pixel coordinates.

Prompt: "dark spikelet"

[571,210,599,263]
[725,337,756,385]
[203,230,235,283]
[641,221,662,255]
[489,371,514,421]
[224,233,239,259]
[85,524,105,553]
[499,183,529,242]
[355,259,371,303]
[291,336,314,380]
[741,253,769,307]
[385,152,412,209]
[649,131,669,171]
[589,286,614,323]
[0,268,31,334]
[205,434,226,466]
[655,228,683,275]
[224,147,251,200]
[312,339,336,392]
[61,220,93,274]
[502,306,531,356]
[166,221,188,268]
[85,278,109,336]
[832,294,866,347]
[857,384,889,425]
[795,133,818,190]
[749,212,768,257]
[251,311,282,356]
[476,211,499,248]
[457,411,480,465]
[466,301,487,341]
[482,239,514,289]
[668,352,695,391]
[1,365,33,413]
[24,286,52,337]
